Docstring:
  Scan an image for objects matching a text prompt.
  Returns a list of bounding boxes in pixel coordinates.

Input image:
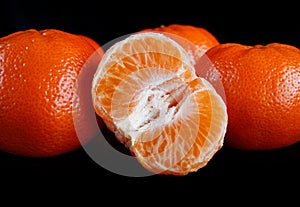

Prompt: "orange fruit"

[91,32,228,175]
[0,29,103,157]
[139,24,220,66]
[197,43,300,150]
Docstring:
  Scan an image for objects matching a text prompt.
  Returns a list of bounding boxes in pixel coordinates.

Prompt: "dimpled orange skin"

[198,43,300,150]
[0,29,103,157]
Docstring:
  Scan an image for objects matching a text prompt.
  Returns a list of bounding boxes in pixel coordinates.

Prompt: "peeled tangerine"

[91,32,228,176]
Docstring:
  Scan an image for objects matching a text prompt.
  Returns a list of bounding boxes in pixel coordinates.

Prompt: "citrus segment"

[92,32,227,175]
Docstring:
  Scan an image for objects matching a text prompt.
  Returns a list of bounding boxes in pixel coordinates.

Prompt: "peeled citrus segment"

[92,32,194,134]
[92,32,228,175]
[130,78,227,175]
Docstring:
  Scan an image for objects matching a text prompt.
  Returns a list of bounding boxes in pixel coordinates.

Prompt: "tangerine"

[92,32,227,175]
[139,24,220,66]
[0,29,103,157]
[197,43,300,150]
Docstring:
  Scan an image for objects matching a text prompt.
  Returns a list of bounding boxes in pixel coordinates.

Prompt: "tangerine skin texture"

[199,43,300,150]
[144,24,219,49]
[0,29,102,157]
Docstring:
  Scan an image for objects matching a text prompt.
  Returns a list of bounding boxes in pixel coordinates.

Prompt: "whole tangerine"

[0,29,103,157]
[197,42,300,150]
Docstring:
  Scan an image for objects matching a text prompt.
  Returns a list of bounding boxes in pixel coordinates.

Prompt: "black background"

[1,0,300,199]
